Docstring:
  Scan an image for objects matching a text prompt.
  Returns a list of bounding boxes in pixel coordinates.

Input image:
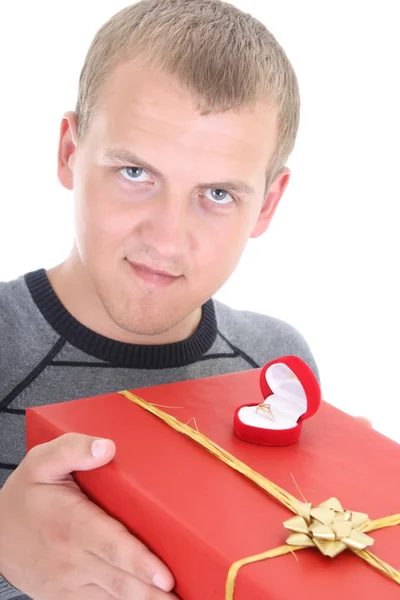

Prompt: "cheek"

[73,172,129,260]
[194,216,250,281]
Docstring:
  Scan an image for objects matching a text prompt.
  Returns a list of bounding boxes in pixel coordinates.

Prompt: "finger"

[83,520,174,592]
[89,554,177,599]
[75,584,117,600]
[355,416,373,428]
[23,433,116,483]
[78,583,179,600]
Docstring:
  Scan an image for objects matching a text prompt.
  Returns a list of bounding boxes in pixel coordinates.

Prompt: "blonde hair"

[76,0,300,189]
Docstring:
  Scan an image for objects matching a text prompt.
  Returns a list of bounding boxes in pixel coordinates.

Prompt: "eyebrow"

[101,148,165,179]
[202,179,257,198]
[101,147,257,198]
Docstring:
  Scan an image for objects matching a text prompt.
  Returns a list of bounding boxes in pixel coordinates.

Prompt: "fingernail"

[91,439,108,458]
[153,573,167,590]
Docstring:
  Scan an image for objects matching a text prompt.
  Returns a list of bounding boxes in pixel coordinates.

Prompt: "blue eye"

[204,188,233,205]
[119,167,152,182]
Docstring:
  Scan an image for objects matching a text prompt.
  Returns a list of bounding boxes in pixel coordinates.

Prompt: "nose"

[136,188,191,259]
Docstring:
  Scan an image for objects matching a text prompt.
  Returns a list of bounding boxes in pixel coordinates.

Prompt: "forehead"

[89,61,278,177]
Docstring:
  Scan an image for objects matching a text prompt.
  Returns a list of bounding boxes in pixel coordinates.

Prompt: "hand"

[355,416,373,428]
[0,433,178,600]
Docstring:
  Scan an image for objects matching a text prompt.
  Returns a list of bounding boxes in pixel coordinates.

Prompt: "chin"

[97,277,200,338]
[106,301,185,338]
[121,319,175,337]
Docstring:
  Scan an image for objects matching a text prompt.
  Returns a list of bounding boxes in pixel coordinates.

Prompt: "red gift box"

[26,366,400,599]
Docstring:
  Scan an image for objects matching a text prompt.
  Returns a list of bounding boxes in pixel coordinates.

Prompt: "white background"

[0,1,399,441]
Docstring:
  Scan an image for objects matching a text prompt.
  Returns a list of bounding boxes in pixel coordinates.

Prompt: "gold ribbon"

[118,391,400,597]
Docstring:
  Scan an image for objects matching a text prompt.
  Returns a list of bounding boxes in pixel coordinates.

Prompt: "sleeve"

[0,577,23,599]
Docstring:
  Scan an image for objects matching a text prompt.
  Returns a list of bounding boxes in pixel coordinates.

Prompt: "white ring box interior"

[238,363,307,430]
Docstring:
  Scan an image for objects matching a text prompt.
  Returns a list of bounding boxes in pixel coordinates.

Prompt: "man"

[0,1,318,598]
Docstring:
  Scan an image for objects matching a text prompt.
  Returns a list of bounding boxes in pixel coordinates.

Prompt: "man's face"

[60,61,288,336]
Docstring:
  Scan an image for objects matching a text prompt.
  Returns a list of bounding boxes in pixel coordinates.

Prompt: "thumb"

[24,433,116,484]
[355,416,373,428]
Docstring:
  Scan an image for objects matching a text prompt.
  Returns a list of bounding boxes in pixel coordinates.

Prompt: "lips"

[126,259,182,287]
[130,262,180,278]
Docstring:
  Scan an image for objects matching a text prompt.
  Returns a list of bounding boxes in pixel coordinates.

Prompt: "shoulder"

[0,273,41,330]
[213,299,319,381]
[0,275,29,330]
[0,273,60,397]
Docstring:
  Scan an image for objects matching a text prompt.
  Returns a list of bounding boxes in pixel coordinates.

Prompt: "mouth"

[126,259,182,287]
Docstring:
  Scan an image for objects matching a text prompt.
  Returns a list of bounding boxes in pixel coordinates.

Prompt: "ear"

[250,167,291,238]
[57,111,79,191]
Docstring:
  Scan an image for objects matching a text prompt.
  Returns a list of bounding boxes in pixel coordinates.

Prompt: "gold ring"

[255,403,275,421]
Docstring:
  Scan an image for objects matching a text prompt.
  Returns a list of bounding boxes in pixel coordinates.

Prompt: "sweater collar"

[25,269,217,369]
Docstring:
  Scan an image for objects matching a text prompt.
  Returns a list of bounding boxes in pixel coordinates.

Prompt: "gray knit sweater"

[0,269,318,599]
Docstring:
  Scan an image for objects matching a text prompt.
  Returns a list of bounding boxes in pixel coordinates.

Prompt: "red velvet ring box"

[234,356,321,446]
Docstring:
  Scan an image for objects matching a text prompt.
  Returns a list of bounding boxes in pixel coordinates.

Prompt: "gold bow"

[119,390,400,598]
[284,497,374,557]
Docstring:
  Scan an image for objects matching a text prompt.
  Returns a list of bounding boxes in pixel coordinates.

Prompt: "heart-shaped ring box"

[233,356,321,446]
